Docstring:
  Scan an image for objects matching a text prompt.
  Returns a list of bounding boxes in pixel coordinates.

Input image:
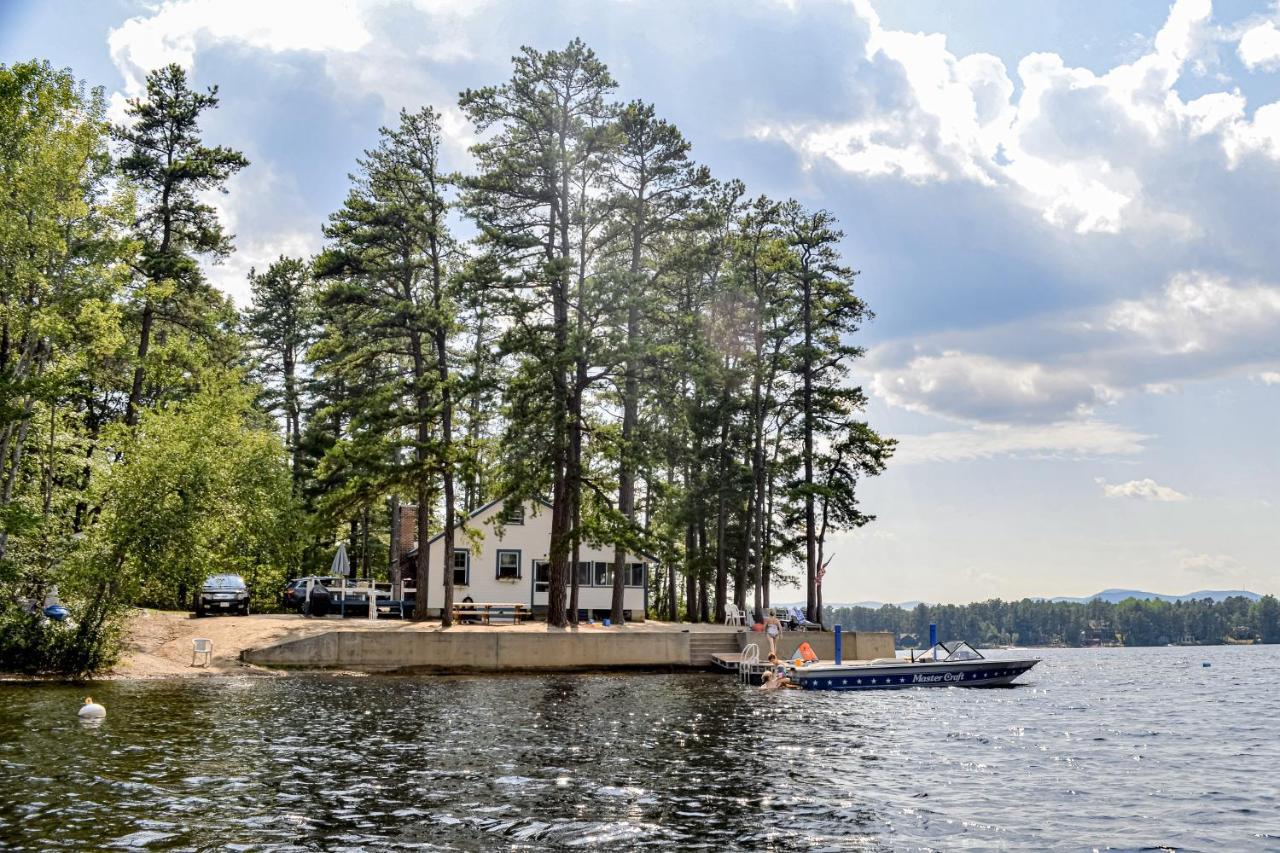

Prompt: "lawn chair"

[724,603,745,626]
[192,637,213,667]
[789,606,820,631]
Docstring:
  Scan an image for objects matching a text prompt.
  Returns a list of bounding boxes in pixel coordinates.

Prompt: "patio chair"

[789,606,820,631]
[192,637,213,667]
[724,603,745,626]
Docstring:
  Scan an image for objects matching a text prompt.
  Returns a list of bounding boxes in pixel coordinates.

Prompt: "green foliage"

[827,595,1278,648]
[89,374,303,611]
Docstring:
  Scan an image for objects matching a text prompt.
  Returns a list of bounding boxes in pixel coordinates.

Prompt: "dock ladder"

[740,642,759,685]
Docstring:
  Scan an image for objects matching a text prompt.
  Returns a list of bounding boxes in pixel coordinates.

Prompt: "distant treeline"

[826,595,1280,647]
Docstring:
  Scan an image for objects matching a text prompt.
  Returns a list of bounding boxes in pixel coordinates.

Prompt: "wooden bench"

[452,602,528,625]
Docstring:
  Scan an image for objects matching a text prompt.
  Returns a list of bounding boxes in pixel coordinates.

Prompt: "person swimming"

[759,665,791,690]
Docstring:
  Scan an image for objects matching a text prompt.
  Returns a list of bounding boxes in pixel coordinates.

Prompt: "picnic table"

[452,602,528,625]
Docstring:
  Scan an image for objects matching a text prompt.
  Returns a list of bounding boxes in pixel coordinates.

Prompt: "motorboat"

[786,641,1039,691]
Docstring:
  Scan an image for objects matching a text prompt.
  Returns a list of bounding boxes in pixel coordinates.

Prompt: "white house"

[401,498,650,621]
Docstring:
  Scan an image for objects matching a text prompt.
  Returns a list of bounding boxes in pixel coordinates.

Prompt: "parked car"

[194,574,250,617]
[280,576,343,613]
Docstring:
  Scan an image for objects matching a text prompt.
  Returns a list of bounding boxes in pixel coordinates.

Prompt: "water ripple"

[1,646,1277,849]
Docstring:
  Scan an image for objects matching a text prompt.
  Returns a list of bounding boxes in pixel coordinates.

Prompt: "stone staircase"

[687,631,744,666]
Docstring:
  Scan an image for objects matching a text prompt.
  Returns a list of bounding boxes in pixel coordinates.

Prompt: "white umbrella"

[331,543,351,578]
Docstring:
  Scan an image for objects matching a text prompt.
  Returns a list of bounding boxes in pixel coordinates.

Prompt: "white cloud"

[894,421,1148,464]
[1098,477,1189,501]
[1258,371,1280,385]
[871,351,1119,423]
[1106,272,1280,355]
[1176,549,1244,579]
[1239,20,1280,71]
[108,0,375,95]
[758,0,1280,236]
[869,271,1280,425]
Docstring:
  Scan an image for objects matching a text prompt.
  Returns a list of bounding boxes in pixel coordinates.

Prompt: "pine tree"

[461,40,617,627]
[114,64,248,426]
[313,106,458,621]
[244,256,315,487]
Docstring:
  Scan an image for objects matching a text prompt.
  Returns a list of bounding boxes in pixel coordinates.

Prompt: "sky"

[3,0,1279,604]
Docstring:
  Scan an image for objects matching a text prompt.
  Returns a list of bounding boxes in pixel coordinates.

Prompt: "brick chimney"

[398,504,418,555]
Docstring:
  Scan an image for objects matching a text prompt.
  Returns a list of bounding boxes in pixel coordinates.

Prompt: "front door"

[532,559,550,610]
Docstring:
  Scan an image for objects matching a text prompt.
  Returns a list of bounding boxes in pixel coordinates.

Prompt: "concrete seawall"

[241,627,897,673]
[243,629,693,673]
[747,631,895,662]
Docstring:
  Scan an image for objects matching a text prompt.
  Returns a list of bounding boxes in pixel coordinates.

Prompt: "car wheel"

[239,604,250,616]
[195,608,205,618]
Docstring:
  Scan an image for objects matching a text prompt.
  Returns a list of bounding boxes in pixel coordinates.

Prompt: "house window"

[496,549,521,580]
[576,561,592,587]
[593,561,612,587]
[502,504,525,525]
[452,549,470,587]
[626,562,645,588]
[533,560,550,594]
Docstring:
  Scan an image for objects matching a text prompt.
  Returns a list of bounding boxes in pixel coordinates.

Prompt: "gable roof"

[401,496,553,560]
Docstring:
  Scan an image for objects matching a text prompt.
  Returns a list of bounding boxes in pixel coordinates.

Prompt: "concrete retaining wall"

[740,630,895,662]
[243,629,691,673]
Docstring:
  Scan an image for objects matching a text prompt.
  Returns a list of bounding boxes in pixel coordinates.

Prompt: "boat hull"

[790,658,1039,691]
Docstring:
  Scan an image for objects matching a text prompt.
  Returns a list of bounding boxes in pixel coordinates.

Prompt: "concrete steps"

[687,631,744,666]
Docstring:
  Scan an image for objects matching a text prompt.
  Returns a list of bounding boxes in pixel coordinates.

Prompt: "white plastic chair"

[724,603,745,626]
[192,637,213,667]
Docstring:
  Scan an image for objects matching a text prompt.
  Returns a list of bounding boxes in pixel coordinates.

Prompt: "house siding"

[404,499,648,620]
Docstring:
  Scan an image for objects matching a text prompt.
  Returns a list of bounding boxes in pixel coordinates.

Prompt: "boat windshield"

[916,641,986,662]
[943,641,984,661]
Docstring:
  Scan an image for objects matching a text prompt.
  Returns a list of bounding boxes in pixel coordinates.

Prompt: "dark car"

[194,574,250,617]
[280,576,341,613]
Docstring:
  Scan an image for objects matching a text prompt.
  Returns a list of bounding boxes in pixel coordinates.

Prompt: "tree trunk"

[612,218,643,624]
[389,494,401,587]
[802,257,817,623]
[432,231,457,629]
[124,302,154,427]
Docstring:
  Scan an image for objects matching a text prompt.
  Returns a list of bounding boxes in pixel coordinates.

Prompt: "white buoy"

[78,696,106,719]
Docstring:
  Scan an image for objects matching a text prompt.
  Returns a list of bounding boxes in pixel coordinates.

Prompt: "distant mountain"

[820,589,1262,609]
[1047,588,1261,604]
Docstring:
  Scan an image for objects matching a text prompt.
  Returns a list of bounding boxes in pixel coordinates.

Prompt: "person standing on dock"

[764,611,782,658]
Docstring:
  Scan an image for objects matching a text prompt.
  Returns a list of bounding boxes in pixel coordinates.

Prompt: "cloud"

[1258,371,1280,385]
[1176,549,1244,579]
[107,0,374,95]
[871,351,1118,423]
[868,271,1280,425]
[758,0,1280,238]
[1098,478,1189,502]
[1105,272,1280,355]
[1238,20,1280,70]
[894,421,1148,464]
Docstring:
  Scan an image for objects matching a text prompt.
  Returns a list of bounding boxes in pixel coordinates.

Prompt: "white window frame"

[452,549,470,587]
[496,549,521,580]
[503,504,525,525]
[533,559,550,594]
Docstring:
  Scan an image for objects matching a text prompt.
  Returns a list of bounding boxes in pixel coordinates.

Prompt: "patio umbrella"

[331,542,351,578]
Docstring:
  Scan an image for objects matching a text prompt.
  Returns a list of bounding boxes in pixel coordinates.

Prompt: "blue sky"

[4,0,1279,603]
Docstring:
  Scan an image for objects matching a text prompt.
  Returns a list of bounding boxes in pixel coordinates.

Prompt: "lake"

[1,645,1277,850]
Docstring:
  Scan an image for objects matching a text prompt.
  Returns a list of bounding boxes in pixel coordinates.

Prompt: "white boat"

[786,641,1039,691]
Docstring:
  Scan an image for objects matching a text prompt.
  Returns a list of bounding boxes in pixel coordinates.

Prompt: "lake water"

[1,645,1277,851]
